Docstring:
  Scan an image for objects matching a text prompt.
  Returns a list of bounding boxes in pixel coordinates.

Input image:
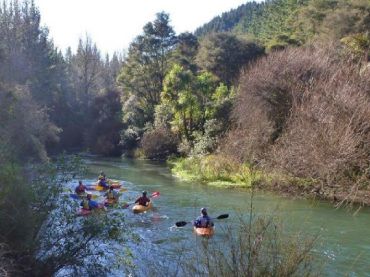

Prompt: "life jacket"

[76,185,85,194]
[82,199,90,210]
[196,215,212,228]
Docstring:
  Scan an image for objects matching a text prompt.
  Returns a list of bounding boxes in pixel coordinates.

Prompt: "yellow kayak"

[104,198,118,206]
[132,202,153,213]
[194,227,215,237]
[88,180,123,191]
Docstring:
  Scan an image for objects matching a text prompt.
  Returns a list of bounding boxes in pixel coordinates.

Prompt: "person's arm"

[135,197,140,204]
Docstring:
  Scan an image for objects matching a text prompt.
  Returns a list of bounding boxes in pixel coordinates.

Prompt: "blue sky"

[35,0,259,55]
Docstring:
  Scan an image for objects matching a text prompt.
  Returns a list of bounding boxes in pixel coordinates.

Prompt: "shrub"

[141,127,179,160]
[226,42,370,191]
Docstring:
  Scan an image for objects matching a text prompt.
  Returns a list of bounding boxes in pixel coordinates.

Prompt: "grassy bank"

[169,154,370,206]
[169,155,266,188]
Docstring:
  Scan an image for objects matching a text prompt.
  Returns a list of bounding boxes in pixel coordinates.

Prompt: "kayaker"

[75,180,86,195]
[98,171,109,189]
[193,208,214,228]
[80,194,100,210]
[98,171,106,180]
[134,191,151,206]
[104,186,119,202]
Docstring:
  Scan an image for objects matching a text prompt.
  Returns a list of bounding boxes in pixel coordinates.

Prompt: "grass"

[169,155,266,188]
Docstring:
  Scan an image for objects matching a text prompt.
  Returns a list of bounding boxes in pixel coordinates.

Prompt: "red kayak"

[76,205,105,216]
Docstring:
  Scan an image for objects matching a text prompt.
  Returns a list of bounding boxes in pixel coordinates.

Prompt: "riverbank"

[169,155,370,206]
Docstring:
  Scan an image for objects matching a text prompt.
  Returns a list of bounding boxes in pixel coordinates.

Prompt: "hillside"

[195,0,370,50]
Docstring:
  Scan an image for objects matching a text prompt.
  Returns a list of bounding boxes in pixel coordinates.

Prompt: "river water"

[75,156,370,276]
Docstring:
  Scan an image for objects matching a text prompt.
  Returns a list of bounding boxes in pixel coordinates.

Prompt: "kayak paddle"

[70,193,99,200]
[175,214,229,227]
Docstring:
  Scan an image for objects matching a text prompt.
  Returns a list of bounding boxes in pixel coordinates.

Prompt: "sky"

[34,0,256,55]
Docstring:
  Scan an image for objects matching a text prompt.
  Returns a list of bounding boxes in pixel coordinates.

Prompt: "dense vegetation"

[1,0,370,274]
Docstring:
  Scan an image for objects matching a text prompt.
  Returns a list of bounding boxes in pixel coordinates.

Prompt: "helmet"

[100,171,105,175]
[87,194,92,199]
[142,191,147,195]
[201,207,207,215]
[78,180,82,185]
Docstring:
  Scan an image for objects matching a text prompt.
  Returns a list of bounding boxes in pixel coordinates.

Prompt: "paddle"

[122,191,160,208]
[175,214,229,227]
[70,193,99,200]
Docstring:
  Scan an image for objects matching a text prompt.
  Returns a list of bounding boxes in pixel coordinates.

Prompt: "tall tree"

[117,12,177,126]
[70,35,102,104]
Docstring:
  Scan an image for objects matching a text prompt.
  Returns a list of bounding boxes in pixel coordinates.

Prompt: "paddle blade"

[217,214,229,219]
[175,221,188,227]
[151,191,160,198]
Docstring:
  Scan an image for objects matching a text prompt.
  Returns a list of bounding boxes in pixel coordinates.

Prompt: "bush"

[226,42,370,192]
[141,127,179,160]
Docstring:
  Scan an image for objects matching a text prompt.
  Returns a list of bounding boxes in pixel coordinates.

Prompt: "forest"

[1,0,370,275]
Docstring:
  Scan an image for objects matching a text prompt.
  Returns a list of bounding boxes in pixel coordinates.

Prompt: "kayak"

[132,202,153,213]
[77,208,91,216]
[86,183,122,191]
[194,227,215,236]
[70,193,87,199]
[104,198,118,206]
[76,205,105,216]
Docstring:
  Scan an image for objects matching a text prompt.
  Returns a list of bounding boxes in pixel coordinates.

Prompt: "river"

[72,156,370,276]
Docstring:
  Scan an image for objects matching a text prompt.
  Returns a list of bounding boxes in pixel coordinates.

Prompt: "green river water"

[76,156,370,276]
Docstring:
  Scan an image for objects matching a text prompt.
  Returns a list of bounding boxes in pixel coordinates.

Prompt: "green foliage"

[0,85,60,162]
[194,1,263,36]
[171,32,199,72]
[197,0,370,51]
[341,33,370,61]
[85,89,123,156]
[170,155,264,188]
[117,12,176,126]
[196,33,264,84]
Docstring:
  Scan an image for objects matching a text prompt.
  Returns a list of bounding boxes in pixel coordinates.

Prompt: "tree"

[85,89,123,156]
[70,35,102,104]
[161,64,220,142]
[117,12,177,126]
[195,33,264,85]
[161,64,197,141]
[171,32,199,72]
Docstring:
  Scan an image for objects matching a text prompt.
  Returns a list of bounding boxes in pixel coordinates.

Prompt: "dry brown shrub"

[226,42,370,189]
[141,127,179,160]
